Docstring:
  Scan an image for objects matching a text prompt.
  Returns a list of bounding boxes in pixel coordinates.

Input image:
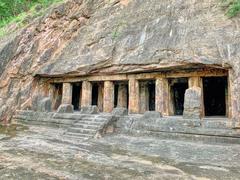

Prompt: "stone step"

[52,113,111,120]
[13,115,34,121]
[53,113,86,120]
[133,123,239,137]
[143,117,230,129]
[75,121,103,126]
[64,132,94,139]
[73,124,100,129]
[79,118,108,122]
[16,116,75,126]
[67,127,97,134]
[202,120,230,129]
[129,129,240,144]
[16,119,68,129]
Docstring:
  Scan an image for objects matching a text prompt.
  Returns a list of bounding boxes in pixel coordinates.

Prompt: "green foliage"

[0,0,63,37]
[222,0,240,17]
[0,0,62,28]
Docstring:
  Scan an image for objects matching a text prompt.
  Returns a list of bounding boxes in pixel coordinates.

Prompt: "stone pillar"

[183,87,202,119]
[81,81,92,107]
[129,78,140,114]
[49,84,55,106]
[98,84,104,112]
[183,77,203,119]
[139,82,149,113]
[117,84,128,108]
[228,69,240,127]
[78,87,82,109]
[188,77,201,88]
[155,78,169,116]
[62,83,72,104]
[103,81,114,113]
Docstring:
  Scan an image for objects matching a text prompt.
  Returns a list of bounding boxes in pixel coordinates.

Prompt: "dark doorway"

[114,84,119,108]
[203,77,227,116]
[148,81,155,111]
[92,83,99,106]
[170,78,188,115]
[72,83,81,110]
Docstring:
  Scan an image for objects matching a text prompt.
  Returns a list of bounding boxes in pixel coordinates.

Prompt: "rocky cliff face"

[0,0,240,122]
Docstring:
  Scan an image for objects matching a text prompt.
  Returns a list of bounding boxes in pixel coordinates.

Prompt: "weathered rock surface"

[112,107,128,116]
[0,0,91,122]
[38,97,52,112]
[57,104,74,113]
[80,106,99,114]
[38,0,240,76]
[0,0,240,122]
[143,111,162,119]
[1,124,240,179]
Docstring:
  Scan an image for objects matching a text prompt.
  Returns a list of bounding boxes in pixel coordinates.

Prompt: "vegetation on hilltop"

[0,0,239,37]
[0,0,63,37]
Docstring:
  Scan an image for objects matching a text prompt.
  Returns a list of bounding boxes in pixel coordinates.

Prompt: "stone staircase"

[13,110,114,143]
[13,110,240,144]
[63,114,113,141]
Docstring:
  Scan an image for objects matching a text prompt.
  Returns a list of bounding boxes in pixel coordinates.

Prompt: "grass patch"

[222,0,240,17]
[0,0,64,37]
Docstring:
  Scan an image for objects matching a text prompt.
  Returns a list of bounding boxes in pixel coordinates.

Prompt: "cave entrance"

[51,83,63,110]
[203,77,227,117]
[148,81,156,111]
[169,78,188,116]
[139,80,156,113]
[72,83,81,111]
[91,82,104,112]
[114,81,129,109]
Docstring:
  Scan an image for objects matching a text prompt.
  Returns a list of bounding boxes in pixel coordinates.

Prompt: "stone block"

[57,104,74,113]
[80,106,99,114]
[183,87,202,119]
[38,97,52,112]
[143,111,162,119]
[112,107,128,116]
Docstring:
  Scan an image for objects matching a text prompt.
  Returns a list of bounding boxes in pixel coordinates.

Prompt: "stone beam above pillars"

[118,84,128,108]
[155,78,169,116]
[81,81,92,107]
[62,83,72,104]
[129,78,140,114]
[103,81,114,113]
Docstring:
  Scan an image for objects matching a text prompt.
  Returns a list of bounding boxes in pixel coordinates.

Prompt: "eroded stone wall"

[0,0,240,123]
[0,0,95,122]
